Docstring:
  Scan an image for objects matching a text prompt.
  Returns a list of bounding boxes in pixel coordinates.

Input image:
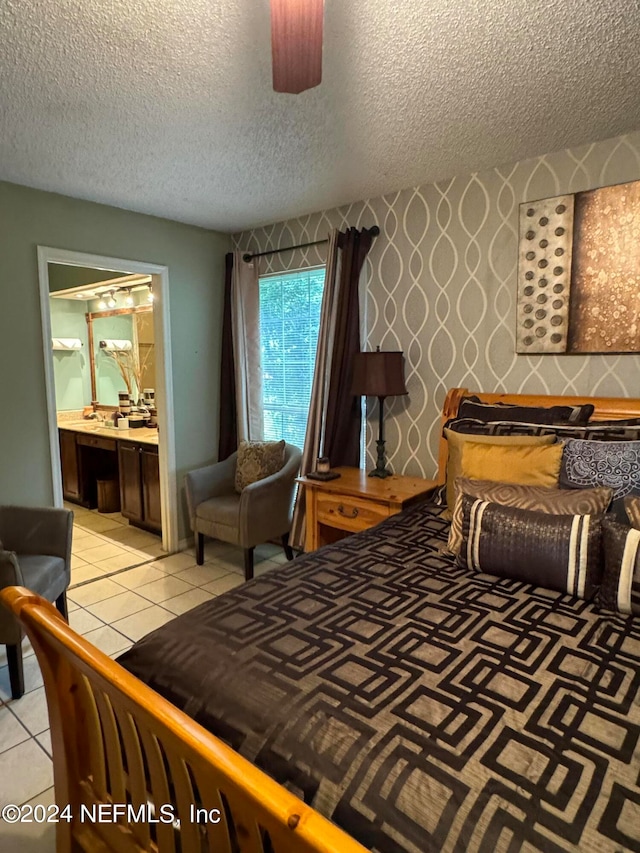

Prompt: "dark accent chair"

[0,505,72,699]
[185,444,302,581]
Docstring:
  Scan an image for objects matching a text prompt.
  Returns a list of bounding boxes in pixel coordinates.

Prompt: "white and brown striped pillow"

[457,496,603,600]
[624,496,640,530]
[598,518,640,614]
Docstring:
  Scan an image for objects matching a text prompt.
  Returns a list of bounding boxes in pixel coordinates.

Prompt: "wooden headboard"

[436,387,640,485]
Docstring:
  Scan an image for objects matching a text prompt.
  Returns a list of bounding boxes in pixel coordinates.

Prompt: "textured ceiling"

[1,0,639,232]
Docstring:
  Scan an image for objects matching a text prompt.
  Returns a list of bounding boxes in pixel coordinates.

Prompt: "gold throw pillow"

[442,429,556,518]
[460,441,563,489]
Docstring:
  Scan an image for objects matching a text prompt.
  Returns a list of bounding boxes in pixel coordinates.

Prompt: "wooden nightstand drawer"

[316,493,389,533]
[298,467,438,552]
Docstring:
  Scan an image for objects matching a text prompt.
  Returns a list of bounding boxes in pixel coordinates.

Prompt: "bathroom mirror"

[89,307,156,406]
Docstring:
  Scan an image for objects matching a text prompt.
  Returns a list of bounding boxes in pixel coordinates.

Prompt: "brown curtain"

[290,225,376,550]
[218,253,237,459]
[323,227,375,466]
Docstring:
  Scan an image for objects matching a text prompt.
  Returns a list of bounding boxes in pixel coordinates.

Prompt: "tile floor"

[0,505,288,850]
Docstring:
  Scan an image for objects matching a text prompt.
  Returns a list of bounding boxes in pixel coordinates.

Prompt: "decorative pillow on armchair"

[235,440,286,493]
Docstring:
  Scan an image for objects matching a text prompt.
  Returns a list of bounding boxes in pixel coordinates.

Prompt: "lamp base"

[368,438,392,478]
[368,466,392,479]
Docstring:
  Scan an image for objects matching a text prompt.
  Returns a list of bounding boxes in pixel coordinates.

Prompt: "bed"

[4,389,640,853]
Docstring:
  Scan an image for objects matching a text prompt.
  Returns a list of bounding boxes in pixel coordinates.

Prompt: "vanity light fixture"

[98,298,107,310]
[107,290,117,309]
[147,284,154,303]
[124,288,134,307]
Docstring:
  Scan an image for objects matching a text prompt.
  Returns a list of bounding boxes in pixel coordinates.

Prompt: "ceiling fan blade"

[270,0,324,94]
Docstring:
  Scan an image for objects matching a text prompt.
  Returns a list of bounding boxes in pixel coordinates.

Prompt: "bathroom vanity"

[58,421,161,533]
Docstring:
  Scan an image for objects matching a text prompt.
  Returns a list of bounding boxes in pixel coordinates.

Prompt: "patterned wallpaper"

[233,131,640,479]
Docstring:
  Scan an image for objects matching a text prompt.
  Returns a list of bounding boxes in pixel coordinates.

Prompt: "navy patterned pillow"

[560,439,640,522]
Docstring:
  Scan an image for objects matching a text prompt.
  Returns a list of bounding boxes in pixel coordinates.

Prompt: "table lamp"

[351,347,408,478]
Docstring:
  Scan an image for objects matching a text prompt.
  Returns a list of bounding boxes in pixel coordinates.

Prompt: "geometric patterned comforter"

[118,502,640,852]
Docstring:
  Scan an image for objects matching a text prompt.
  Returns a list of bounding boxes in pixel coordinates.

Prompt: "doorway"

[37,247,178,557]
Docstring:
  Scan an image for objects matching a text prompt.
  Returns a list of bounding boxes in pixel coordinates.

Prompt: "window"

[259,268,326,449]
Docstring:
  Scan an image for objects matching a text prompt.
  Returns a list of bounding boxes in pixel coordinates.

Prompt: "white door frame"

[37,246,178,553]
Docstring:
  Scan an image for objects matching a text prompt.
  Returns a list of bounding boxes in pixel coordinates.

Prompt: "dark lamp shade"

[350,351,408,398]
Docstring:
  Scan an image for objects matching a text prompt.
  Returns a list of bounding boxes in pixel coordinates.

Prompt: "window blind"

[259,268,326,449]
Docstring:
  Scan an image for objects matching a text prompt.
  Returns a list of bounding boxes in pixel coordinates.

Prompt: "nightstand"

[297,466,438,552]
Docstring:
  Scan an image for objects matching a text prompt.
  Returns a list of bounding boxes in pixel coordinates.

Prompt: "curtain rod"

[242,225,380,263]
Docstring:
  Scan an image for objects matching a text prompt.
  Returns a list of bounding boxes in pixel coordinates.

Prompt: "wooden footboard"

[1,587,367,853]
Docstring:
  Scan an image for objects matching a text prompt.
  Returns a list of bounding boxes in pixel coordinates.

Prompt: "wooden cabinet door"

[59,430,81,501]
[118,443,143,522]
[141,448,162,532]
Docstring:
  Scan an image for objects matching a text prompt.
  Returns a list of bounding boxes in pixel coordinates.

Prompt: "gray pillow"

[458,496,603,600]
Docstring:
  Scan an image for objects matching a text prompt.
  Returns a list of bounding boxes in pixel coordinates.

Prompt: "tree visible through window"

[259,268,325,449]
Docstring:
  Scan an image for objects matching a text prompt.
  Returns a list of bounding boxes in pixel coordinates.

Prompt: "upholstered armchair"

[185,444,302,581]
[0,505,72,699]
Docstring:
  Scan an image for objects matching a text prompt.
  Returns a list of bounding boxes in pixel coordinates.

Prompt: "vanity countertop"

[57,419,159,447]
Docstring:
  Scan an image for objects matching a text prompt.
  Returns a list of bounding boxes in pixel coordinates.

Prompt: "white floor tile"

[0,739,53,808]
[0,705,30,753]
[8,686,49,736]
[112,606,176,642]
[75,516,123,534]
[36,730,52,758]
[78,543,129,564]
[94,552,145,572]
[68,608,104,635]
[72,533,106,553]
[202,574,244,596]
[0,655,44,701]
[0,785,56,852]
[68,578,127,607]
[150,552,198,574]
[163,588,215,615]
[125,543,166,560]
[70,554,87,570]
[114,565,169,590]
[86,591,153,623]
[136,576,194,603]
[173,564,234,587]
[70,564,106,585]
[82,625,132,657]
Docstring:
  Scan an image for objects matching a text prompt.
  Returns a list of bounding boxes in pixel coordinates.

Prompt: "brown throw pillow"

[234,440,286,493]
[442,429,556,519]
[598,517,640,614]
[625,496,640,530]
[447,479,613,555]
[457,496,603,600]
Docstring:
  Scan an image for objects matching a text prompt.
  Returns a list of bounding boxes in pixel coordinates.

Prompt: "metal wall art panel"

[517,179,640,354]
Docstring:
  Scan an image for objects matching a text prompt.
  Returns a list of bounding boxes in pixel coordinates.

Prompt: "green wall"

[0,181,230,540]
[49,299,92,410]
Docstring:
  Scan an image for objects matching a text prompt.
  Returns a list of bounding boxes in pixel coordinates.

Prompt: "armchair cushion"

[18,555,68,601]
[234,440,285,493]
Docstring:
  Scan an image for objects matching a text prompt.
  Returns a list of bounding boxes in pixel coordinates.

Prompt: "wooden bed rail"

[1,587,368,853]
